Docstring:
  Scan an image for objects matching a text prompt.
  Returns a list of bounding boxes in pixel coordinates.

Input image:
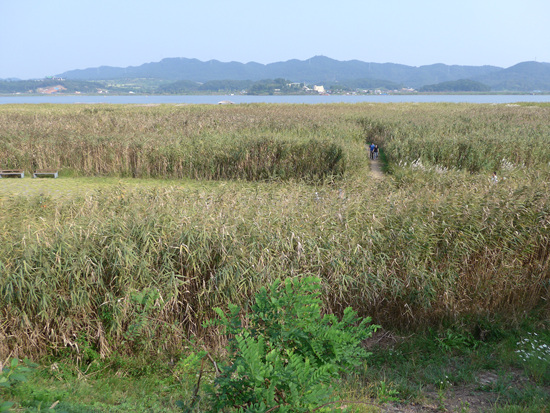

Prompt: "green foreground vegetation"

[1,103,549,411]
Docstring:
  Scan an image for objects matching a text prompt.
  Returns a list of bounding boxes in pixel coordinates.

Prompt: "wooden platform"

[33,169,59,178]
[0,169,24,178]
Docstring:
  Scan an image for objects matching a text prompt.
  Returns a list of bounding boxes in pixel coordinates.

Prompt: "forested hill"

[41,57,550,92]
[473,61,550,91]
[57,56,503,89]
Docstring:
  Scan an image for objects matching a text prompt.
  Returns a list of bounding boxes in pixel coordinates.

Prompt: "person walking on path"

[373,145,379,160]
[369,143,375,159]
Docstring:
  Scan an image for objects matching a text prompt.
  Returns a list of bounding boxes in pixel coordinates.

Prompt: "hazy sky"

[1,0,549,79]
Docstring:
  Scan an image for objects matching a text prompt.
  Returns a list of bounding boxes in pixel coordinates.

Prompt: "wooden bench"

[33,169,59,178]
[0,169,24,178]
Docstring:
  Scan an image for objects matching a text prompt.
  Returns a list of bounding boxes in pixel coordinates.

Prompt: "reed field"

[0,104,363,181]
[1,102,549,365]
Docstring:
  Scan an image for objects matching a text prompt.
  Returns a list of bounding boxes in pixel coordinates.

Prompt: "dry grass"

[0,103,366,181]
[1,103,549,360]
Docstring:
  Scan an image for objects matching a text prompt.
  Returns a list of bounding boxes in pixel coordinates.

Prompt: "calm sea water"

[1,94,550,105]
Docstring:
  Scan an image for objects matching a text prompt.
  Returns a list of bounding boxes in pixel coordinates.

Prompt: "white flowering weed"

[515,332,550,364]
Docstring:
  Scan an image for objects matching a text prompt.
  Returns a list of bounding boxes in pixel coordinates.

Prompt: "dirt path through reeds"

[370,158,384,179]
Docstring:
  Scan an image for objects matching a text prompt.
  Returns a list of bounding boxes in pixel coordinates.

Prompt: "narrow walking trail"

[370,157,384,179]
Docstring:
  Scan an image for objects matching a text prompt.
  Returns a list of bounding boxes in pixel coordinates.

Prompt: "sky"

[1,0,549,79]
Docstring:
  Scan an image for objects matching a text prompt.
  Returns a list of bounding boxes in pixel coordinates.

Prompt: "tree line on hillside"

[0,77,490,95]
[157,78,317,95]
[419,79,491,92]
[156,78,404,95]
[1,76,545,95]
[156,79,252,94]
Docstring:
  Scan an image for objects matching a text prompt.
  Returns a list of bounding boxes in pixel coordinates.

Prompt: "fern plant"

[204,276,379,412]
[0,358,37,412]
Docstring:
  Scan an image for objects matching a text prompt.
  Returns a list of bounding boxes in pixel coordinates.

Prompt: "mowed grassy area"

[1,103,549,411]
[0,176,204,201]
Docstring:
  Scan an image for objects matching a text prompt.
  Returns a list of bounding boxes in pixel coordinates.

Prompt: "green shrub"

[201,276,379,412]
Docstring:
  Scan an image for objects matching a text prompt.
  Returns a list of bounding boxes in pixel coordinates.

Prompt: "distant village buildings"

[313,85,326,94]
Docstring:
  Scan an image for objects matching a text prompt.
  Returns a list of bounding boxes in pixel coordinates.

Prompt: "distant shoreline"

[1,91,549,98]
[2,94,550,105]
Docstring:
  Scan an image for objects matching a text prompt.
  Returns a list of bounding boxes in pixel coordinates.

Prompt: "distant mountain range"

[55,56,550,92]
